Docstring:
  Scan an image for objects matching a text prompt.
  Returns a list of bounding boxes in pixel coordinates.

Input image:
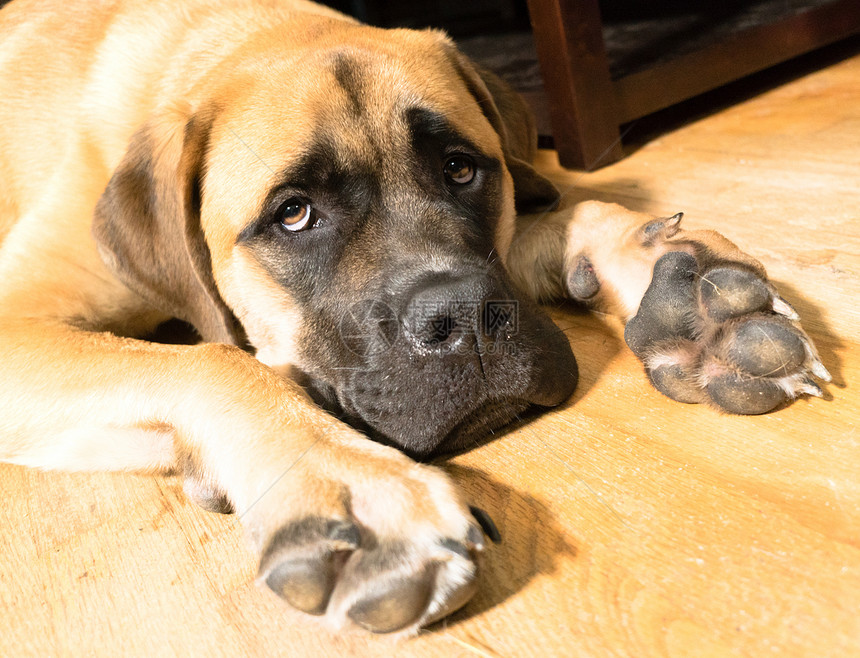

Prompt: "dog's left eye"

[278,198,314,231]
[443,155,476,185]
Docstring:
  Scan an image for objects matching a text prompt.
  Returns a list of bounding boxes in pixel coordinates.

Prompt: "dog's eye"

[278,198,313,231]
[443,155,476,185]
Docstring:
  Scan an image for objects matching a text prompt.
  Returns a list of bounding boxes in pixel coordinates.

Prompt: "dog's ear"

[446,47,560,213]
[93,103,243,345]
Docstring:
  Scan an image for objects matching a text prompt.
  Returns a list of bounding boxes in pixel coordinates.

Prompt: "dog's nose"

[403,273,509,353]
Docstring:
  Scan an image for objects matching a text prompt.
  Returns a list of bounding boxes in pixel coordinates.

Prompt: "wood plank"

[2,43,859,658]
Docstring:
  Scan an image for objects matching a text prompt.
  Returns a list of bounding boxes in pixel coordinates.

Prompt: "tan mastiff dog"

[0,0,830,635]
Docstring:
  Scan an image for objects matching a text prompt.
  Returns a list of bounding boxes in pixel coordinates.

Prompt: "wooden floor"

[2,46,859,658]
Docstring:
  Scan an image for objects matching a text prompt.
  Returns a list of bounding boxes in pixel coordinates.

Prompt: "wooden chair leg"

[526,0,624,170]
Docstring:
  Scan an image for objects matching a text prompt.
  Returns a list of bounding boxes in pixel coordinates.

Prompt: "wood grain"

[2,48,859,658]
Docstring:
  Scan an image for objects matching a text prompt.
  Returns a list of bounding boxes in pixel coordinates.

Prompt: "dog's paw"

[254,458,489,634]
[624,250,831,413]
[552,201,829,413]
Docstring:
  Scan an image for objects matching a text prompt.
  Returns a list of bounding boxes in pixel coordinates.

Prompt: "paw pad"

[345,552,437,633]
[624,251,698,359]
[258,518,360,615]
[699,267,770,322]
[648,359,703,404]
[626,251,829,414]
[259,511,491,632]
[724,318,806,378]
[706,373,786,415]
[566,254,600,301]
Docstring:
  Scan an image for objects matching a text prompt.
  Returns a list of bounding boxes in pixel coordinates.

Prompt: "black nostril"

[426,314,458,346]
[403,273,497,353]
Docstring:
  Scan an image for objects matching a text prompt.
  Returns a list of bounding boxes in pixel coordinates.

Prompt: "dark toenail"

[469,506,501,544]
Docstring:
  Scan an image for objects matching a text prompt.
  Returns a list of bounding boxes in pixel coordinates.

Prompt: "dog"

[0,0,830,635]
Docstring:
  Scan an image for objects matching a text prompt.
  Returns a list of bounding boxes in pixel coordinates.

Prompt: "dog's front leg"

[507,200,831,413]
[0,319,485,634]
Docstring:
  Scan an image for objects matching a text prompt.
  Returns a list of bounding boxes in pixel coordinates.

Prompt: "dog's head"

[93,22,577,458]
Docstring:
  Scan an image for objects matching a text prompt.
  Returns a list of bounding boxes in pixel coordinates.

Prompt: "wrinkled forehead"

[203,41,502,229]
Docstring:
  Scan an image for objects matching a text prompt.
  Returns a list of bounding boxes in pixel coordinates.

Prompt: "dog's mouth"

[301,372,547,460]
[294,273,578,459]
[432,397,534,457]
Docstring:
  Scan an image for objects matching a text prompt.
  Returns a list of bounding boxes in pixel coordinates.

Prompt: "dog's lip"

[303,372,533,458]
[301,363,577,459]
[431,398,533,457]
[527,373,578,408]
[523,342,579,408]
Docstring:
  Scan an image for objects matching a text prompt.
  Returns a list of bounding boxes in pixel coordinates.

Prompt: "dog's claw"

[469,505,501,544]
[811,358,832,382]
[800,376,824,398]
[772,294,800,320]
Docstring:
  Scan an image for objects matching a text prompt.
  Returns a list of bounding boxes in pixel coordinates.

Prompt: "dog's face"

[94,25,577,458]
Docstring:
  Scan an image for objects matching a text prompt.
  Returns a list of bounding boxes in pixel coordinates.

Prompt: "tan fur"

[0,0,822,635]
[508,199,768,317]
[0,0,498,633]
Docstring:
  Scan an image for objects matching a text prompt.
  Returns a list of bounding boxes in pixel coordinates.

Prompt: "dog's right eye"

[278,198,314,232]
[443,154,476,185]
